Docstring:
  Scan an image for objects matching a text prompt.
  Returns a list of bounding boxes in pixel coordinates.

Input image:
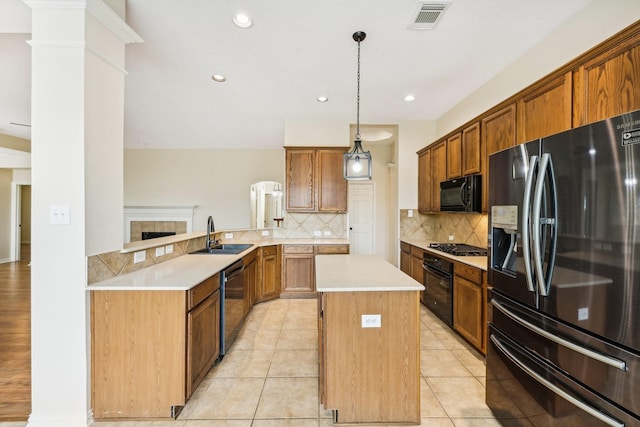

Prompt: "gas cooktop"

[428,243,488,257]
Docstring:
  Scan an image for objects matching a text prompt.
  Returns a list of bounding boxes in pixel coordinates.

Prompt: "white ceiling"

[0,0,593,149]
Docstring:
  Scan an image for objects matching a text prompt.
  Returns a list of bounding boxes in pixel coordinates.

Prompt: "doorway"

[11,183,31,262]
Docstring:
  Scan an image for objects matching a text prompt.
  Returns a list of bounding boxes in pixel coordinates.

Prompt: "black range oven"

[423,254,454,326]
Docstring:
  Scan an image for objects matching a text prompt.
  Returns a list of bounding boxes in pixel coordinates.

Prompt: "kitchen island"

[316,254,424,425]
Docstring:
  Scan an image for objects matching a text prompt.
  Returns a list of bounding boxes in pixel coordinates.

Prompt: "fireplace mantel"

[123,206,195,243]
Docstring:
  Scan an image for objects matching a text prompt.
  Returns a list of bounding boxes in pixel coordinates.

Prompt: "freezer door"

[491,293,640,417]
[487,324,638,427]
[488,141,539,308]
[539,110,640,354]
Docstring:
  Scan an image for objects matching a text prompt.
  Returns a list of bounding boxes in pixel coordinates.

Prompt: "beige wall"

[436,0,640,139]
[124,149,285,232]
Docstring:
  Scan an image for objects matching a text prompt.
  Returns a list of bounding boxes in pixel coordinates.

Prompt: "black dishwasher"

[220,259,245,357]
[423,254,454,326]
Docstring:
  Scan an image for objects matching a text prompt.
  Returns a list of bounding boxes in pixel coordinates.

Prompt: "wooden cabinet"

[452,263,485,354]
[243,249,258,315]
[446,132,462,179]
[400,241,411,275]
[418,141,446,213]
[282,244,315,296]
[573,35,640,126]
[187,277,220,397]
[281,243,350,297]
[285,148,347,212]
[319,290,421,424]
[461,122,481,176]
[256,245,280,303]
[417,149,432,212]
[92,273,221,419]
[431,141,447,212]
[517,72,573,144]
[481,104,516,212]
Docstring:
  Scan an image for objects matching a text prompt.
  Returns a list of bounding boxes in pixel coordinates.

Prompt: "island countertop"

[316,254,425,292]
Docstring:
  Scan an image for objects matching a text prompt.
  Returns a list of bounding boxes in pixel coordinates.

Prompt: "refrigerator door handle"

[490,334,625,427]
[522,155,538,292]
[492,299,627,371]
[532,153,552,296]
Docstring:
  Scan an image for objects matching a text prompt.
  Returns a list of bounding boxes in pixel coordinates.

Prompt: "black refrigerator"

[487,110,640,426]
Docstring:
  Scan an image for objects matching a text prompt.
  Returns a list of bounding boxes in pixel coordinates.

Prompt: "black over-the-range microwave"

[439,174,482,212]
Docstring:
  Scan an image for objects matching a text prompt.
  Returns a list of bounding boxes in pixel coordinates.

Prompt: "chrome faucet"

[206,215,217,249]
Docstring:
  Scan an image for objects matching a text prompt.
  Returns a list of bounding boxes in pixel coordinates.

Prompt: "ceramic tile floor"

[2,298,507,427]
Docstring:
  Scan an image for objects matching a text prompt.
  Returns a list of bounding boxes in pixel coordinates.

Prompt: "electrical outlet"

[155,246,165,257]
[165,244,173,254]
[133,250,146,264]
[313,231,322,237]
[448,235,454,241]
[408,209,414,218]
[224,233,234,239]
[323,230,331,236]
[361,314,381,328]
[261,230,269,236]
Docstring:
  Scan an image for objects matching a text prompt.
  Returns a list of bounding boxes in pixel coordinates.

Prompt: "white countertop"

[402,238,488,271]
[316,254,425,292]
[89,238,350,292]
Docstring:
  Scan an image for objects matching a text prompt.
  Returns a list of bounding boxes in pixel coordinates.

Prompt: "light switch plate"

[261,230,269,236]
[49,204,70,225]
[313,231,322,236]
[155,247,165,257]
[361,314,381,328]
[225,233,234,239]
[165,244,174,254]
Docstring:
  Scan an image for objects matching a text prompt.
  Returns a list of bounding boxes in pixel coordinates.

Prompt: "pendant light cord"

[356,37,361,141]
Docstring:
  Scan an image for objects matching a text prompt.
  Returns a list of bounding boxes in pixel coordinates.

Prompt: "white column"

[25,1,141,425]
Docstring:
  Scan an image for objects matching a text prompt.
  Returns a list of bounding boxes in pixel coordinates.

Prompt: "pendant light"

[344,31,372,180]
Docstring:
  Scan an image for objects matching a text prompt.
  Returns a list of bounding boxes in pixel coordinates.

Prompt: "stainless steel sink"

[189,243,254,255]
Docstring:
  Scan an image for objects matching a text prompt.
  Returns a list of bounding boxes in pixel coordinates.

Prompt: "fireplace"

[124,206,195,243]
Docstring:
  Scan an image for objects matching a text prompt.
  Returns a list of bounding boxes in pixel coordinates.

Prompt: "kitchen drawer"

[243,248,258,265]
[262,245,278,256]
[410,245,423,258]
[317,244,349,254]
[400,241,411,254]
[454,263,482,284]
[283,244,315,254]
[188,273,220,310]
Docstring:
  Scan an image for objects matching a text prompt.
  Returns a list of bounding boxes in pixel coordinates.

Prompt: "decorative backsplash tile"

[272,212,347,239]
[400,209,488,248]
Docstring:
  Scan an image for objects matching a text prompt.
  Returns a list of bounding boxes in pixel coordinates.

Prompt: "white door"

[348,182,375,254]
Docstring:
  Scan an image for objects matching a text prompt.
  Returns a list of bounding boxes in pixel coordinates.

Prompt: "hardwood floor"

[0,245,31,420]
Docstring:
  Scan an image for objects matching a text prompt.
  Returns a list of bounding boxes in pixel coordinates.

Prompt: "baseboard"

[27,411,92,427]
[0,258,12,264]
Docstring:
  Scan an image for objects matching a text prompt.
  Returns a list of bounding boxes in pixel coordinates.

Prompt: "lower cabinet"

[281,243,349,297]
[256,245,281,302]
[91,273,221,419]
[243,249,258,315]
[452,262,485,354]
[400,241,411,275]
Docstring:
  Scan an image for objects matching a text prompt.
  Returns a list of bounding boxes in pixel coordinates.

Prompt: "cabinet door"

[187,290,219,398]
[317,149,347,212]
[574,39,640,126]
[418,149,431,213]
[431,141,447,212]
[481,104,516,212]
[286,149,316,211]
[446,132,462,179]
[282,255,314,294]
[517,72,573,144]
[400,242,411,276]
[243,255,258,315]
[461,122,481,175]
[258,245,280,302]
[453,275,483,352]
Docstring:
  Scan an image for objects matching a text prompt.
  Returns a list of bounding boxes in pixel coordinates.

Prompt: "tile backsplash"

[400,209,488,248]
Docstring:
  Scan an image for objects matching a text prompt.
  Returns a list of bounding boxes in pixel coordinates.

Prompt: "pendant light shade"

[344,31,372,180]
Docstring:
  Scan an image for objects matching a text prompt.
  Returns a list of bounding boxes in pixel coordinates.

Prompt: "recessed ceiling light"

[317,96,328,102]
[233,13,253,28]
[404,95,416,102]
[212,74,226,82]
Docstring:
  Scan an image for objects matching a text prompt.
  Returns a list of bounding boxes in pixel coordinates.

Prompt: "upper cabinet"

[418,141,446,213]
[516,72,573,144]
[417,148,432,213]
[461,122,481,176]
[446,132,462,179]
[286,147,347,213]
[573,36,640,126]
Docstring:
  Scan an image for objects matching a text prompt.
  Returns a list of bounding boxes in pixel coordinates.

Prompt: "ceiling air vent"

[409,2,451,30]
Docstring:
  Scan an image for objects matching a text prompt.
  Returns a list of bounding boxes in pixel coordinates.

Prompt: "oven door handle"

[490,334,624,427]
[423,263,451,280]
[492,299,627,371]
